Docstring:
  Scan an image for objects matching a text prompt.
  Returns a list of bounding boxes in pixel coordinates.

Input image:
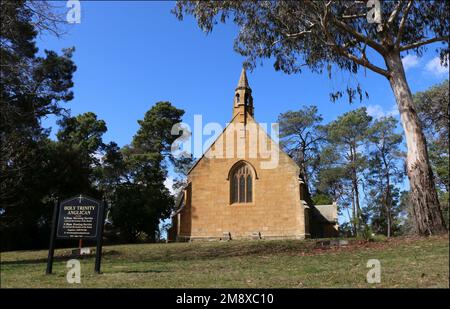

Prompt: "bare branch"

[315,0,389,77]
[400,36,449,51]
[285,30,312,39]
[332,44,390,77]
[272,25,314,47]
[331,17,387,55]
[341,13,367,20]
[24,1,67,38]
[387,0,404,25]
[395,0,414,48]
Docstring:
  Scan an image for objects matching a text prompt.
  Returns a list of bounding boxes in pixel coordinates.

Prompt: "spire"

[233,67,254,121]
[236,67,250,89]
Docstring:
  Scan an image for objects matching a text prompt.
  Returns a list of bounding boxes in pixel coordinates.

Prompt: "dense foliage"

[0,2,185,250]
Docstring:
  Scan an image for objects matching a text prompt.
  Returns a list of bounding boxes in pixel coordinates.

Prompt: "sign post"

[46,198,59,275]
[46,195,105,274]
[94,199,106,273]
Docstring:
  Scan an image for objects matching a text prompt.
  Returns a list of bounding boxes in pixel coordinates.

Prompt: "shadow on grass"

[117,269,171,274]
[1,250,121,266]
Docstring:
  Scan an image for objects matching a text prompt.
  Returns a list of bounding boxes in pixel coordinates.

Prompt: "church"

[168,69,338,241]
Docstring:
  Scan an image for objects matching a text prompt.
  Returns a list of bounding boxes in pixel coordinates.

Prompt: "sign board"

[56,196,101,239]
[46,195,105,274]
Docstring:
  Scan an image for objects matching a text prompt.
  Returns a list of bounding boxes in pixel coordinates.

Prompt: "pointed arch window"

[230,162,253,204]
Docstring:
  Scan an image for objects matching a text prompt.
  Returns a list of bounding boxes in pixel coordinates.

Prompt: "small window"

[230,162,253,204]
[236,93,240,103]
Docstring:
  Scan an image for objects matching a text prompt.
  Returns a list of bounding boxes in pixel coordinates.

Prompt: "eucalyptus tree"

[414,81,449,194]
[173,0,448,234]
[278,105,326,191]
[327,107,372,235]
[366,116,404,237]
[414,81,449,227]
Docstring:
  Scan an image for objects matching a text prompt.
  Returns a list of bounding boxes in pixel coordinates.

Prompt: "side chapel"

[168,69,338,241]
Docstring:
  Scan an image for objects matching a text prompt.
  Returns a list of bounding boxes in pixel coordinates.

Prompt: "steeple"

[233,67,254,123]
[237,67,249,88]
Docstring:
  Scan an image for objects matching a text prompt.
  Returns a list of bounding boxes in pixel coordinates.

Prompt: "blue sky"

[38,1,448,223]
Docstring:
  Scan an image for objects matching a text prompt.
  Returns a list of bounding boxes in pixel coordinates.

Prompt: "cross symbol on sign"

[79,194,83,203]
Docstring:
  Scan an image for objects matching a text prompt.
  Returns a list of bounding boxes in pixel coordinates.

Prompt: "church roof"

[312,204,338,223]
[236,67,250,89]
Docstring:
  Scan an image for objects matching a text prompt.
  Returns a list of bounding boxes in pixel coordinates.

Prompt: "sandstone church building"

[168,69,338,241]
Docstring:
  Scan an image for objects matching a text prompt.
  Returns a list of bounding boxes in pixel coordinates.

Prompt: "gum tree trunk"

[384,52,447,235]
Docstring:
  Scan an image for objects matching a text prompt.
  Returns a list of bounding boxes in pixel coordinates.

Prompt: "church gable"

[189,97,300,177]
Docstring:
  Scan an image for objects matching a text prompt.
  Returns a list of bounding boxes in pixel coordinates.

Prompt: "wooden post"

[46,198,59,275]
[94,199,106,274]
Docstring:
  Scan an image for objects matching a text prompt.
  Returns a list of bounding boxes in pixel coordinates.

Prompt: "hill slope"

[1,235,448,288]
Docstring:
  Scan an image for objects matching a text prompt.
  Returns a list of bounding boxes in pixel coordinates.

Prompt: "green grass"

[1,235,448,288]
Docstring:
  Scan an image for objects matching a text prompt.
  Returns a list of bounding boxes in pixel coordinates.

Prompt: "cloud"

[164,177,175,195]
[387,104,399,117]
[425,57,449,77]
[402,55,420,70]
[367,104,399,119]
[366,105,385,119]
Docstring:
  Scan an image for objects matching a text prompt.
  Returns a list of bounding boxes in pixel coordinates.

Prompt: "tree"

[413,81,449,227]
[278,105,325,191]
[173,0,448,235]
[54,112,107,197]
[98,142,126,200]
[327,107,372,235]
[414,80,449,192]
[111,183,173,242]
[57,112,107,156]
[111,102,185,242]
[316,153,353,234]
[0,1,76,250]
[366,116,404,237]
[365,184,402,236]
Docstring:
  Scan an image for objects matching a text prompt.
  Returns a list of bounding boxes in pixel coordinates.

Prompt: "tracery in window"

[230,162,253,204]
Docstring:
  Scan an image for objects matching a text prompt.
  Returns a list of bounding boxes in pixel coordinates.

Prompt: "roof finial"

[237,66,250,89]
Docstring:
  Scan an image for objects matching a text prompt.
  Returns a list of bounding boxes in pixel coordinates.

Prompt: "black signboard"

[46,195,106,274]
[57,196,100,239]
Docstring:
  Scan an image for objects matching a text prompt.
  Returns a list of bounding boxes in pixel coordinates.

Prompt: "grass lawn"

[1,235,448,288]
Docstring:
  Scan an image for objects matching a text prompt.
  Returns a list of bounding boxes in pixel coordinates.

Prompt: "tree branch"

[395,0,414,48]
[272,26,314,47]
[332,44,390,77]
[285,30,312,39]
[399,36,449,51]
[341,13,367,20]
[387,0,403,25]
[331,17,387,55]
[315,0,389,77]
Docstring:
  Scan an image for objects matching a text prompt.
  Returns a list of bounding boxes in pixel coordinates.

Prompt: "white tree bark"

[384,52,447,235]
